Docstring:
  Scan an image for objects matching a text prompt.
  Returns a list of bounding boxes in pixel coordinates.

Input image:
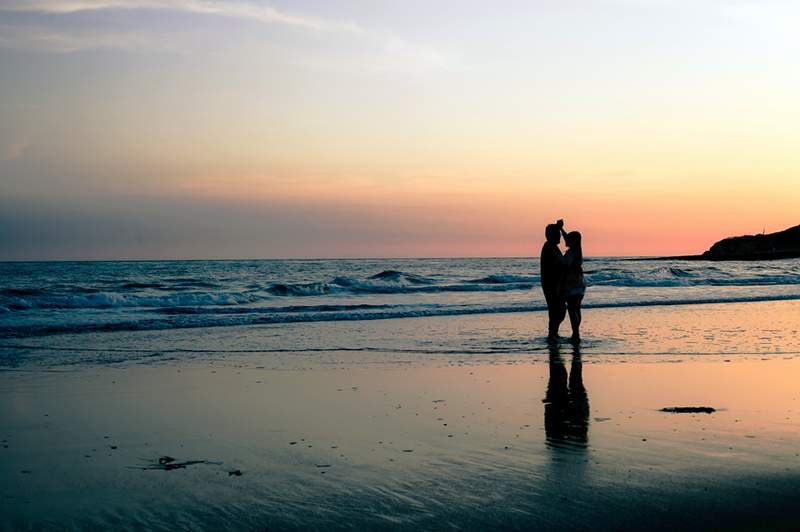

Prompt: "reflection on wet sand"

[544,343,590,450]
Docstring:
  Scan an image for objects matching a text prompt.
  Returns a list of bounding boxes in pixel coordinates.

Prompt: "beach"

[3,299,800,530]
[4,1,800,528]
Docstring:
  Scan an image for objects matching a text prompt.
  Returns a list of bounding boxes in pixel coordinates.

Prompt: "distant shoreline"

[621,252,800,261]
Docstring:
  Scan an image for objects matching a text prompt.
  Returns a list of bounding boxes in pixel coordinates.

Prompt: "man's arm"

[557,219,567,239]
[547,243,565,264]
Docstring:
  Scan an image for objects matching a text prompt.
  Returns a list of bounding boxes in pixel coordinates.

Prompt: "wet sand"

[2,301,800,530]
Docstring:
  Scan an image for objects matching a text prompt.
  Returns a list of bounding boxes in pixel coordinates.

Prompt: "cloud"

[0,23,158,52]
[0,1,451,72]
[0,0,365,34]
[0,193,508,260]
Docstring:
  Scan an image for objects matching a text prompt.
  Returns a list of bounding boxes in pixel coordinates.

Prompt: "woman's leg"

[567,295,583,341]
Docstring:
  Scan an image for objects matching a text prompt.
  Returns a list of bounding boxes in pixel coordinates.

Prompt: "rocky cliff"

[701,224,800,260]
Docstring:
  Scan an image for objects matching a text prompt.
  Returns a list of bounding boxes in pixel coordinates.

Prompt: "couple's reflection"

[543,343,589,450]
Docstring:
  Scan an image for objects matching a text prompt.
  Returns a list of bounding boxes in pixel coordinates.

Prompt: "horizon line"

[0,254,689,263]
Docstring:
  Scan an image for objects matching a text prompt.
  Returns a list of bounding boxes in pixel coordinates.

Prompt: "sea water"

[2,257,799,341]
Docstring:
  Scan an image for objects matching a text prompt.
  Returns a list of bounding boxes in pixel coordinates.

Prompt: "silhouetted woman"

[559,229,586,342]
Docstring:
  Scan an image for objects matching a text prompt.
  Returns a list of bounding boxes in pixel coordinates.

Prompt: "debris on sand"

[138,456,223,471]
[228,469,243,476]
[148,460,208,471]
[660,407,716,414]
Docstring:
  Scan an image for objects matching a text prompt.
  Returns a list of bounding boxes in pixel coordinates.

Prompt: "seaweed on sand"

[132,455,224,471]
[659,406,716,414]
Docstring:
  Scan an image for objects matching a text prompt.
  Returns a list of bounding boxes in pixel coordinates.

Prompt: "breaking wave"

[2,258,799,339]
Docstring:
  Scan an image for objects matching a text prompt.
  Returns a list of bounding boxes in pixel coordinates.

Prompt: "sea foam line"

[2,343,800,358]
[1,293,800,338]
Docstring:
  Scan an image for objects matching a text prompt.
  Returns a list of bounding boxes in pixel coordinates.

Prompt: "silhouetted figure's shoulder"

[540,241,563,260]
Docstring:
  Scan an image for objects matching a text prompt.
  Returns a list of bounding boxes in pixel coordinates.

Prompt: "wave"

[153,303,392,315]
[1,291,261,311]
[164,277,222,288]
[265,276,536,297]
[3,264,800,312]
[469,274,538,284]
[266,282,332,297]
[121,282,165,290]
[1,288,46,297]
[368,270,433,284]
[2,293,800,339]
[587,268,800,287]
[2,279,539,311]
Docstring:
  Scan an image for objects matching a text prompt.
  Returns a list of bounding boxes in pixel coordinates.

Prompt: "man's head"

[545,224,561,244]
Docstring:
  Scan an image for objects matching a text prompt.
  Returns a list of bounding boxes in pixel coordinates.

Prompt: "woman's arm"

[563,250,574,267]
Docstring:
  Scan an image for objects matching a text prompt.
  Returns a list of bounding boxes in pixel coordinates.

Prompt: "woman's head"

[545,224,561,243]
[565,231,582,249]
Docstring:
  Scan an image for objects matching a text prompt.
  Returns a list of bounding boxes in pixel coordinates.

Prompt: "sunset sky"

[1,0,799,259]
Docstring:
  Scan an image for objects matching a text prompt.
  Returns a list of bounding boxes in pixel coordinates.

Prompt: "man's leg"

[544,289,563,339]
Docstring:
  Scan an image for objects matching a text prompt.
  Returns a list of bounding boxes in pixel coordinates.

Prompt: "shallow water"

[2,300,799,369]
[3,351,800,530]
[2,300,800,529]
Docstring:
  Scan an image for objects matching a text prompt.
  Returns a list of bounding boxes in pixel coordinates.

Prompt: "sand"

[2,301,800,530]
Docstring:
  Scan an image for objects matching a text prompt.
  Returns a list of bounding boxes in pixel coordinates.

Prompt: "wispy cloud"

[0,0,365,33]
[0,23,158,53]
[0,0,451,72]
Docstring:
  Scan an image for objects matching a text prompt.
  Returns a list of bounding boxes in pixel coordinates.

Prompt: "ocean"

[2,257,800,340]
[4,259,800,530]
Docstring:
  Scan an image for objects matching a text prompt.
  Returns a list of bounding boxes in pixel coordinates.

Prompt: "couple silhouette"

[540,219,586,343]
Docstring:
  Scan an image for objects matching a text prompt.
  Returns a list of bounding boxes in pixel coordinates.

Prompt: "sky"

[1,0,799,259]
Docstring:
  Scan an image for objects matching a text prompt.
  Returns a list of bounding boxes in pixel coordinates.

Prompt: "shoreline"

[3,299,800,370]
[4,291,800,343]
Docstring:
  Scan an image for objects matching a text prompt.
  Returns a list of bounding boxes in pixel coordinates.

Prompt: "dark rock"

[701,224,800,261]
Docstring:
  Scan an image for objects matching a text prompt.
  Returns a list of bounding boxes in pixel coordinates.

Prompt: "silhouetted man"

[540,220,566,341]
